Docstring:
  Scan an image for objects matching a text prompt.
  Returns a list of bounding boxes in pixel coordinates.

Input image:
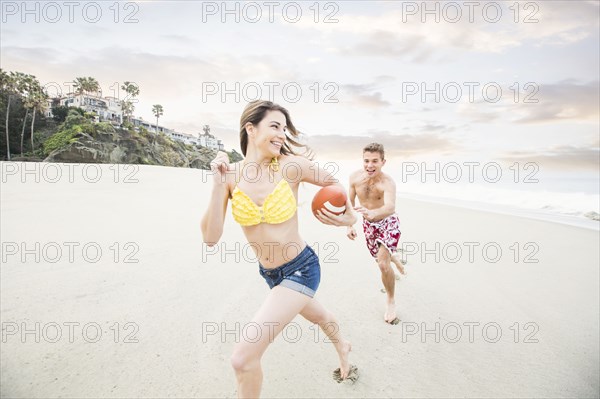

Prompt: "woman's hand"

[316,196,357,227]
[210,151,230,185]
[316,208,357,227]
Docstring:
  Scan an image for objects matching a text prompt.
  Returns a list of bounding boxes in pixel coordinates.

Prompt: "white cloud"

[307,131,460,160]
[500,145,600,171]
[292,1,598,58]
[458,81,599,124]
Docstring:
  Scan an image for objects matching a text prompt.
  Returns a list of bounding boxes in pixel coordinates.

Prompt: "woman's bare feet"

[333,341,359,383]
[338,340,352,379]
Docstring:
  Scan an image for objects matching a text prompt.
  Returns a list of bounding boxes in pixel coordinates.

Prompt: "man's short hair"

[363,143,385,160]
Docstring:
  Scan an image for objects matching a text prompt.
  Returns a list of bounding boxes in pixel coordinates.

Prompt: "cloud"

[499,145,600,171]
[512,81,599,124]
[1,46,62,66]
[346,92,390,108]
[1,45,306,120]
[456,81,599,124]
[160,34,200,46]
[293,1,598,59]
[1,28,16,37]
[79,25,110,36]
[342,30,434,62]
[306,131,459,159]
[340,77,397,108]
[418,124,448,132]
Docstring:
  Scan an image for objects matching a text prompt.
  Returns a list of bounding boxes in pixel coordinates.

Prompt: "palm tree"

[73,77,87,95]
[1,70,17,160]
[25,85,48,154]
[121,81,140,123]
[88,77,100,95]
[152,104,163,134]
[73,77,100,96]
[19,74,36,154]
[121,101,133,123]
[14,73,43,154]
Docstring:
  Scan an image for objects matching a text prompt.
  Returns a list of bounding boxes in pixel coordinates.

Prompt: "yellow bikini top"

[231,159,297,226]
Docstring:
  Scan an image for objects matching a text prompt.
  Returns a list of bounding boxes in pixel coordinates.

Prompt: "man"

[347,143,405,324]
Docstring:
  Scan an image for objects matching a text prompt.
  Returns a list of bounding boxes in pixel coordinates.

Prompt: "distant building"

[51,93,123,124]
[130,118,224,150]
[169,130,200,146]
[45,98,53,118]
[130,117,171,135]
[198,132,224,151]
[46,94,225,151]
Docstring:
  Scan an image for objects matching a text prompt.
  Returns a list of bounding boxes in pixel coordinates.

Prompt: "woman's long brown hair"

[239,100,314,160]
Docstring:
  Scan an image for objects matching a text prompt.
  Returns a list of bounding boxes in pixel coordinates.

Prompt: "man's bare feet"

[384,300,397,324]
[391,253,407,275]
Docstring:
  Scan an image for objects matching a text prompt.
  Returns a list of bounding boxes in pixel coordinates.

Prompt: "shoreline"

[398,191,600,231]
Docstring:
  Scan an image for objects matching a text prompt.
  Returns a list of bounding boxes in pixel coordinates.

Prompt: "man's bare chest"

[357,182,384,202]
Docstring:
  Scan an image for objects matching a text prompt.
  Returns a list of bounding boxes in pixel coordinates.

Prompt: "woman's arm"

[296,155,341,188]
[201,151,231,246]
[295,156,357,227]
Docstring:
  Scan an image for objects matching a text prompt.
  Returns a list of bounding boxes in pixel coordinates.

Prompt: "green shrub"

[43,125,82,155]
[64,111,87,128]
[96,122,115,134]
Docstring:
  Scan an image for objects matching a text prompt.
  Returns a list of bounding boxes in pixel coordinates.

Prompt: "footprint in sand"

[333,364,359,383]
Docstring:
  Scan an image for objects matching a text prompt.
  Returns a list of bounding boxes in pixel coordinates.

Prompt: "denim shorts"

[258,244,320,298]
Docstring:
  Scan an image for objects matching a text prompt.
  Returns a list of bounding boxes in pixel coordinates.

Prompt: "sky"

[1,0,599,181]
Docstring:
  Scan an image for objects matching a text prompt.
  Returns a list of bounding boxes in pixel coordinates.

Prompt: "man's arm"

[345,174,358,238]
[368,178,396,221]
[348,174,357,207]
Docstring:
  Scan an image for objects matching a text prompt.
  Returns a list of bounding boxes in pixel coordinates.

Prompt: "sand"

[1,162,598,398]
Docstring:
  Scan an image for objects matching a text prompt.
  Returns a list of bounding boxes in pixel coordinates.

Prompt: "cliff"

[42,112,242,168]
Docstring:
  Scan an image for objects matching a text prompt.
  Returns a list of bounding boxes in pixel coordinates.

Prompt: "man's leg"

[375,243,397,323]
[391,252,406,275]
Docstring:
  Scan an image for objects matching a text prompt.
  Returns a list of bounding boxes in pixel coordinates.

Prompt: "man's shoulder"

[382,172,397,185]
[376,173,397,191]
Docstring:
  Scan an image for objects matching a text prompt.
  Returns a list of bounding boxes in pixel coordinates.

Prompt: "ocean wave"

[397,182,599,229]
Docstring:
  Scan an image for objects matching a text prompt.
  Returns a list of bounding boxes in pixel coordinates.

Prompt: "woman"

[201,100,357,398]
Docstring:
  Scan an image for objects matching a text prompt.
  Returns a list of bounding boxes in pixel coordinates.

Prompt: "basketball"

[312,185,347,218]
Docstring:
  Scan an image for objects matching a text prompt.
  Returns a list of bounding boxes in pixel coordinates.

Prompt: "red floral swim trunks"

[362,214,401,257]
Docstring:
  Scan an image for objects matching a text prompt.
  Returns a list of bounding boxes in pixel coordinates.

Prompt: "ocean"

[395,176,600,230]
[326,160,599,230]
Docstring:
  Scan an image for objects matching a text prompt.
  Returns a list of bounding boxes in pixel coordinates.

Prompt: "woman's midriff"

[242,218,305,269]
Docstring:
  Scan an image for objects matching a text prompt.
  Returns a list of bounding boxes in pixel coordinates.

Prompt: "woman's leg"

[300,299,352,379]
[231,285,312,398]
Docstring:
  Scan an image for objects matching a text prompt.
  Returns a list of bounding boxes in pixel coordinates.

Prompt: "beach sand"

[1,162,598,398]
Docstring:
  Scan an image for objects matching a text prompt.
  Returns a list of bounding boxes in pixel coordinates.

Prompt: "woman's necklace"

[241,157,280,181]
